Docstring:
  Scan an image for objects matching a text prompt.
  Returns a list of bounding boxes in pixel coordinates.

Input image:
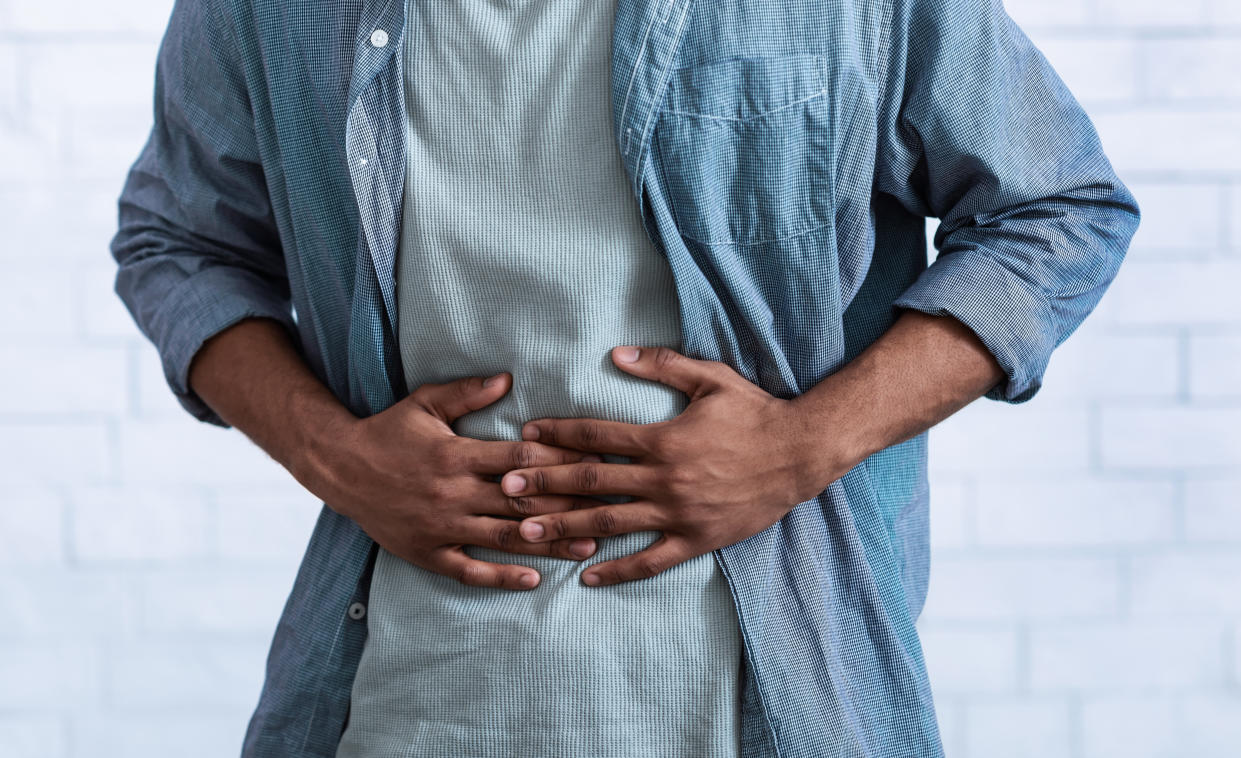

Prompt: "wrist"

[787,374,879,487]
[282,387,361,502]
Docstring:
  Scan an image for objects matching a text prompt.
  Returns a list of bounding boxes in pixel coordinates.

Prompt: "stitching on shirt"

[661,86,828,125]
[681,218,835,248]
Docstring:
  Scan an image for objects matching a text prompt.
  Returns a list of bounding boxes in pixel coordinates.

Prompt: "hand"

[300,372,607,591]
[499,346,856,586]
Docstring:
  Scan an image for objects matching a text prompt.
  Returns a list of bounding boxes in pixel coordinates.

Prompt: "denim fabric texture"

[109,0,1140,756]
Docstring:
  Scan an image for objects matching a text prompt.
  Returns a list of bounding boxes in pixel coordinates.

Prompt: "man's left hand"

[499,345,859,586]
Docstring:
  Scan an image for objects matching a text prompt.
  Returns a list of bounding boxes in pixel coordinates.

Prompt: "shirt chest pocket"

[652,54,835,248]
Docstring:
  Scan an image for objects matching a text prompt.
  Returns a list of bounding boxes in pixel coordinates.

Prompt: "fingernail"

[520,521,545,540]
[502,473,525,494]
[582,454,603,462]
[522,424,540,440]
[582,572,601,586]
[570,539,596,558]
[519,572,539,588]
[484,373,504,387]
[615,346,640,363]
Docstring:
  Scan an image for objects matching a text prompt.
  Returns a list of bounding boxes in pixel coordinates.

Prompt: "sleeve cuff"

[891,248,1059,404]
[148,265,297,428]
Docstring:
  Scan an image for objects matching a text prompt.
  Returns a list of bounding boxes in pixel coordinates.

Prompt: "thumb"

[611,346,723,399]
[407,371,511,425]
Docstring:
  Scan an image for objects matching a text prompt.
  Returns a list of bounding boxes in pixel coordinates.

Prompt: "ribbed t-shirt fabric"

[333,0,745,755]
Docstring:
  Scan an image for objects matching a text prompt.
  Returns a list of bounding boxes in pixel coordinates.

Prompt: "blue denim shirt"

[110,0,1140,756]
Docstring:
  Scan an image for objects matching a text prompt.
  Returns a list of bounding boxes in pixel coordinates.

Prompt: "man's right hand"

[187,318,600,592]
[297,371,602,590]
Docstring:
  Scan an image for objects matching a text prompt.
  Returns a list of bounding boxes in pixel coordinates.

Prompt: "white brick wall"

[0,0,1237,756]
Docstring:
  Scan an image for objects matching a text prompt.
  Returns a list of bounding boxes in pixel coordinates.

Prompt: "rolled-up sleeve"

[109,0,296,427]
[874,0,1141,403]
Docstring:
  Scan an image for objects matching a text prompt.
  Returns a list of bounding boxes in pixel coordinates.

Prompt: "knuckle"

[490,521,518,549]
[454,561,482,587]
[580,421,603,447]
[652,346,680,370]
[636,555,664,579]
[513,441,539,470]
[533,469,551,493]
[550,517,570,539]
[508,496,536,517]
[575,463,600,491]
[593,508,619,536]
[645,427,675,458]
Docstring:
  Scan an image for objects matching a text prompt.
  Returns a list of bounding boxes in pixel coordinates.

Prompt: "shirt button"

[370,29,389,48]
[347,602,367,620]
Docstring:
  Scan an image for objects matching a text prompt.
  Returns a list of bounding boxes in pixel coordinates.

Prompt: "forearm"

[187,317,358,484]
[792,308,1005,479]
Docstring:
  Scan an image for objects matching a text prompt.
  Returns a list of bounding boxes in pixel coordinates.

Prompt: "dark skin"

[498,307,1005,586]
[189,308,1003,590]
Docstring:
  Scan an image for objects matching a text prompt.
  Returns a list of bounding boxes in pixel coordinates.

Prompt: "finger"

[460,517,598,560]
[429,546,541,590]
[580,534,692,587]
[519,417,655,458]
[500,460,653,499]
[517,501,667,542]
[461,437,605,477]
[408,372,511,426]
[610,345,729,400]
[465,476,613,519]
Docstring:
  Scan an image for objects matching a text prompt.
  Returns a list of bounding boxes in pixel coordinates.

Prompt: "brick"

[117,420,300,486]
[1234,627,1241,685]
[1186,478,1241,542]
[1188,333,1241,398]
[1120,182,1223,255]
[0,642,97,709]
[26,43,160,115]
[929,402,1090,474]
[0,568,139,639]
[0,487,65,563]
[916,623,1020,694]
[1036,331,1179,403]
[1130,550,1241,615]
[1210,0,1241,25]
[0,423,111,482]
[1002,0,1092,28]
[62,107,155,184]
[0,345,128,414]
[933,699,965,758]
[1082,697,1177,758]
[1030,622,1225,690]
[922,556,1119,620]
[81,263,147,341]
[139,567,294,634]
[1101,406,1241,468]
[1100,262,1241,326]
[1230,183,1241,251]
[104,640,267,710]
[214,489,320,563]
[70,714,252,758]
[0,716,67,758]
[70,485,211,563]
[975,476,1177,547]
[135,346,191,418]
[9,0,174,35]
[1145,38,1241,101]
[1037,38,1141,105]
[965,700,1072,758]
[0,269,77,338]
[1093,111,1241,175]
[1095,0,1209,26]
[0,44,18,117]
[1181,696,1241,756]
